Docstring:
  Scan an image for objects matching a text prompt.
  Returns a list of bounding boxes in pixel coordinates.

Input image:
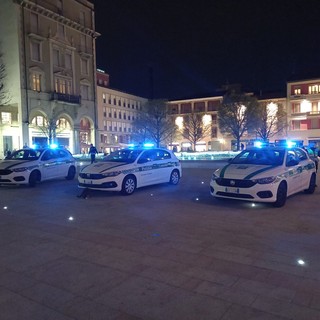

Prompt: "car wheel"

[304,173,316,194]
[121,175,136,195]
[66,166,76,180]
[273,181,287,207]
[29,170,40,187]
[169,170,180,185]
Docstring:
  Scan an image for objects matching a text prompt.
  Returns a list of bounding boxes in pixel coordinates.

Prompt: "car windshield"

[5,149,42,160]
[104,149,143,163]
[231,148,285,166]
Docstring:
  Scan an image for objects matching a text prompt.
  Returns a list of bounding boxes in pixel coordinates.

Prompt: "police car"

[78,146,182,195]
[0,146,76,187]
[210,145,316,207]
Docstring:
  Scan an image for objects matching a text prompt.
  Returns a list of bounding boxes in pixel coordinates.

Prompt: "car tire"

[304,173,316,194]
[66,166,76,180]
[29,170,40,187]
[273,181,287,207]
[169,170,180,185]
[121,175,136,195]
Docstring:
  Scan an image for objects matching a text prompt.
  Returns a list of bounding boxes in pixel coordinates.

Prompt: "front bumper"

[209,178,278,203]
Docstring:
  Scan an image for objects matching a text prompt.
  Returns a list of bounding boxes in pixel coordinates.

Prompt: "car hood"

[81,161,131,173]
[0,159,36,169]
[216,163,281,179]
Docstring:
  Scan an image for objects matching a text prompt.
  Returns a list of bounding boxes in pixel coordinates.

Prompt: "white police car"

[0,147,76,187]
[210,146,316,207]
[78,146,182,195]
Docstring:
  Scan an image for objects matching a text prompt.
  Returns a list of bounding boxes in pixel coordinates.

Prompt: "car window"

[286,150,299,166]
[104,149,142,163]
[41,150,56,161]
[56,149,68,158]
[138,150,156,163]
[154,149,171,160]
[232,149,284,165]
[294,148,307,161]
[8,149,40,160]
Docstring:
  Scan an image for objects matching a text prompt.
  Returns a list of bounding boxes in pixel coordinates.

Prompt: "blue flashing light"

[143,143,154,148]
[50,143,58,149]
[255,141,263,148]
[286,141,296,148]
[31,144,37,149]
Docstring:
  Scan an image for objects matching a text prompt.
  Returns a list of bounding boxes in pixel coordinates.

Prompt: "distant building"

[167,92,287,152]
[287,78,320,147]
[96,70,148,154]
[0,0,99,156]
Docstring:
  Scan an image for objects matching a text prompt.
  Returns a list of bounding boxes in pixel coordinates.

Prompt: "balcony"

[51,92,81,104]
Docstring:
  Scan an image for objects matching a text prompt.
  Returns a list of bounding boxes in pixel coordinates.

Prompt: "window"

[53,48,60,66]
[309,85,320,94]
[30,12,38,33]
[57,24,65,39]
[103,93,106,103]
[65,52,72,69]
[31,42,41,62]
[80,58,89,75]
[208,101,219,111]
[55,77,71,94]
[194,101,205,112]
[1,112,11,124]
[80,34,86,51]
[294,88,301,95]
[292,103,300,113]
[80,84,89,100]
[79,11,85,25]
[31,73,41,91]
[181,103,192,113]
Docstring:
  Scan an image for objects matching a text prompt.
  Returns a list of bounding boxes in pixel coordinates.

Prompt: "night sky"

[93,0,320,100]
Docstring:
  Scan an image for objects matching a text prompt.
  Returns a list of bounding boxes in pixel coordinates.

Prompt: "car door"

[152,149,173,183]
[136,150,156,186]
[285,149,302,195]
[294,148,311,189]
[40,149,59,180]
[55,149,70,177]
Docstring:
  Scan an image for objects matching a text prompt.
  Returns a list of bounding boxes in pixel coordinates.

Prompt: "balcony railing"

[51,92,81,104]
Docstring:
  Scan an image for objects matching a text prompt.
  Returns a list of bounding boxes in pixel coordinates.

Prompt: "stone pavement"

[0,164,320,319]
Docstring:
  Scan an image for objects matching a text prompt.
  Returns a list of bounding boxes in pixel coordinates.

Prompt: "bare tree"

[218,91,259,150]
[0,49,10,106]
[31,117,66,145]
[180,112,211,151]
[132,99,177,147]
[254,101,287,141]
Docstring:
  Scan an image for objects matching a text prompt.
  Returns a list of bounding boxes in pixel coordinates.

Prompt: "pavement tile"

[221,304,288,320]
[24,256,130,299]
[252,295,320,320]
[0,271,37,292]
[0,287,73,320]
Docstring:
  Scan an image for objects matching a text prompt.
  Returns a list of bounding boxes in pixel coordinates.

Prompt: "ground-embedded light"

[297,259,305,265]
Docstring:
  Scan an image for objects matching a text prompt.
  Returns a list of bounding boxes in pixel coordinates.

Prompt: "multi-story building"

[287,78,320,147]
[0,0,99,156]
[168,93,287,152]
[96,69,148,154]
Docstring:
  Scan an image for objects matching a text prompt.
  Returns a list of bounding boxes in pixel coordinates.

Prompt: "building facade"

[96,70,148,154]
[168,94,288,152]
[287,78,320,148]
[0,0,99,156]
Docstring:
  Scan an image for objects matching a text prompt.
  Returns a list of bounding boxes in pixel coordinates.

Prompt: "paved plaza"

[0,162,320,319]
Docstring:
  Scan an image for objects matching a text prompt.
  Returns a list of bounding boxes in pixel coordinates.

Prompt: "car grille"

[215,178,256,188]
[0,169,12,175]
[79,173,104,180]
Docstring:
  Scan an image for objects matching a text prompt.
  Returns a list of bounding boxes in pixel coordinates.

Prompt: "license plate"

[225,187,239,193]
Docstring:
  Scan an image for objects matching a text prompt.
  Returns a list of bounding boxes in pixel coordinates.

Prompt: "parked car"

[0,147,76,187]
[210,146,316,207]
[78,146,182,195]
[303,146,319,172]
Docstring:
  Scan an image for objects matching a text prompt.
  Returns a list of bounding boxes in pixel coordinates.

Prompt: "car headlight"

[253,176,277,184]
[211,171,220,180]
[102,171,121,177]
[12,167,28,172]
